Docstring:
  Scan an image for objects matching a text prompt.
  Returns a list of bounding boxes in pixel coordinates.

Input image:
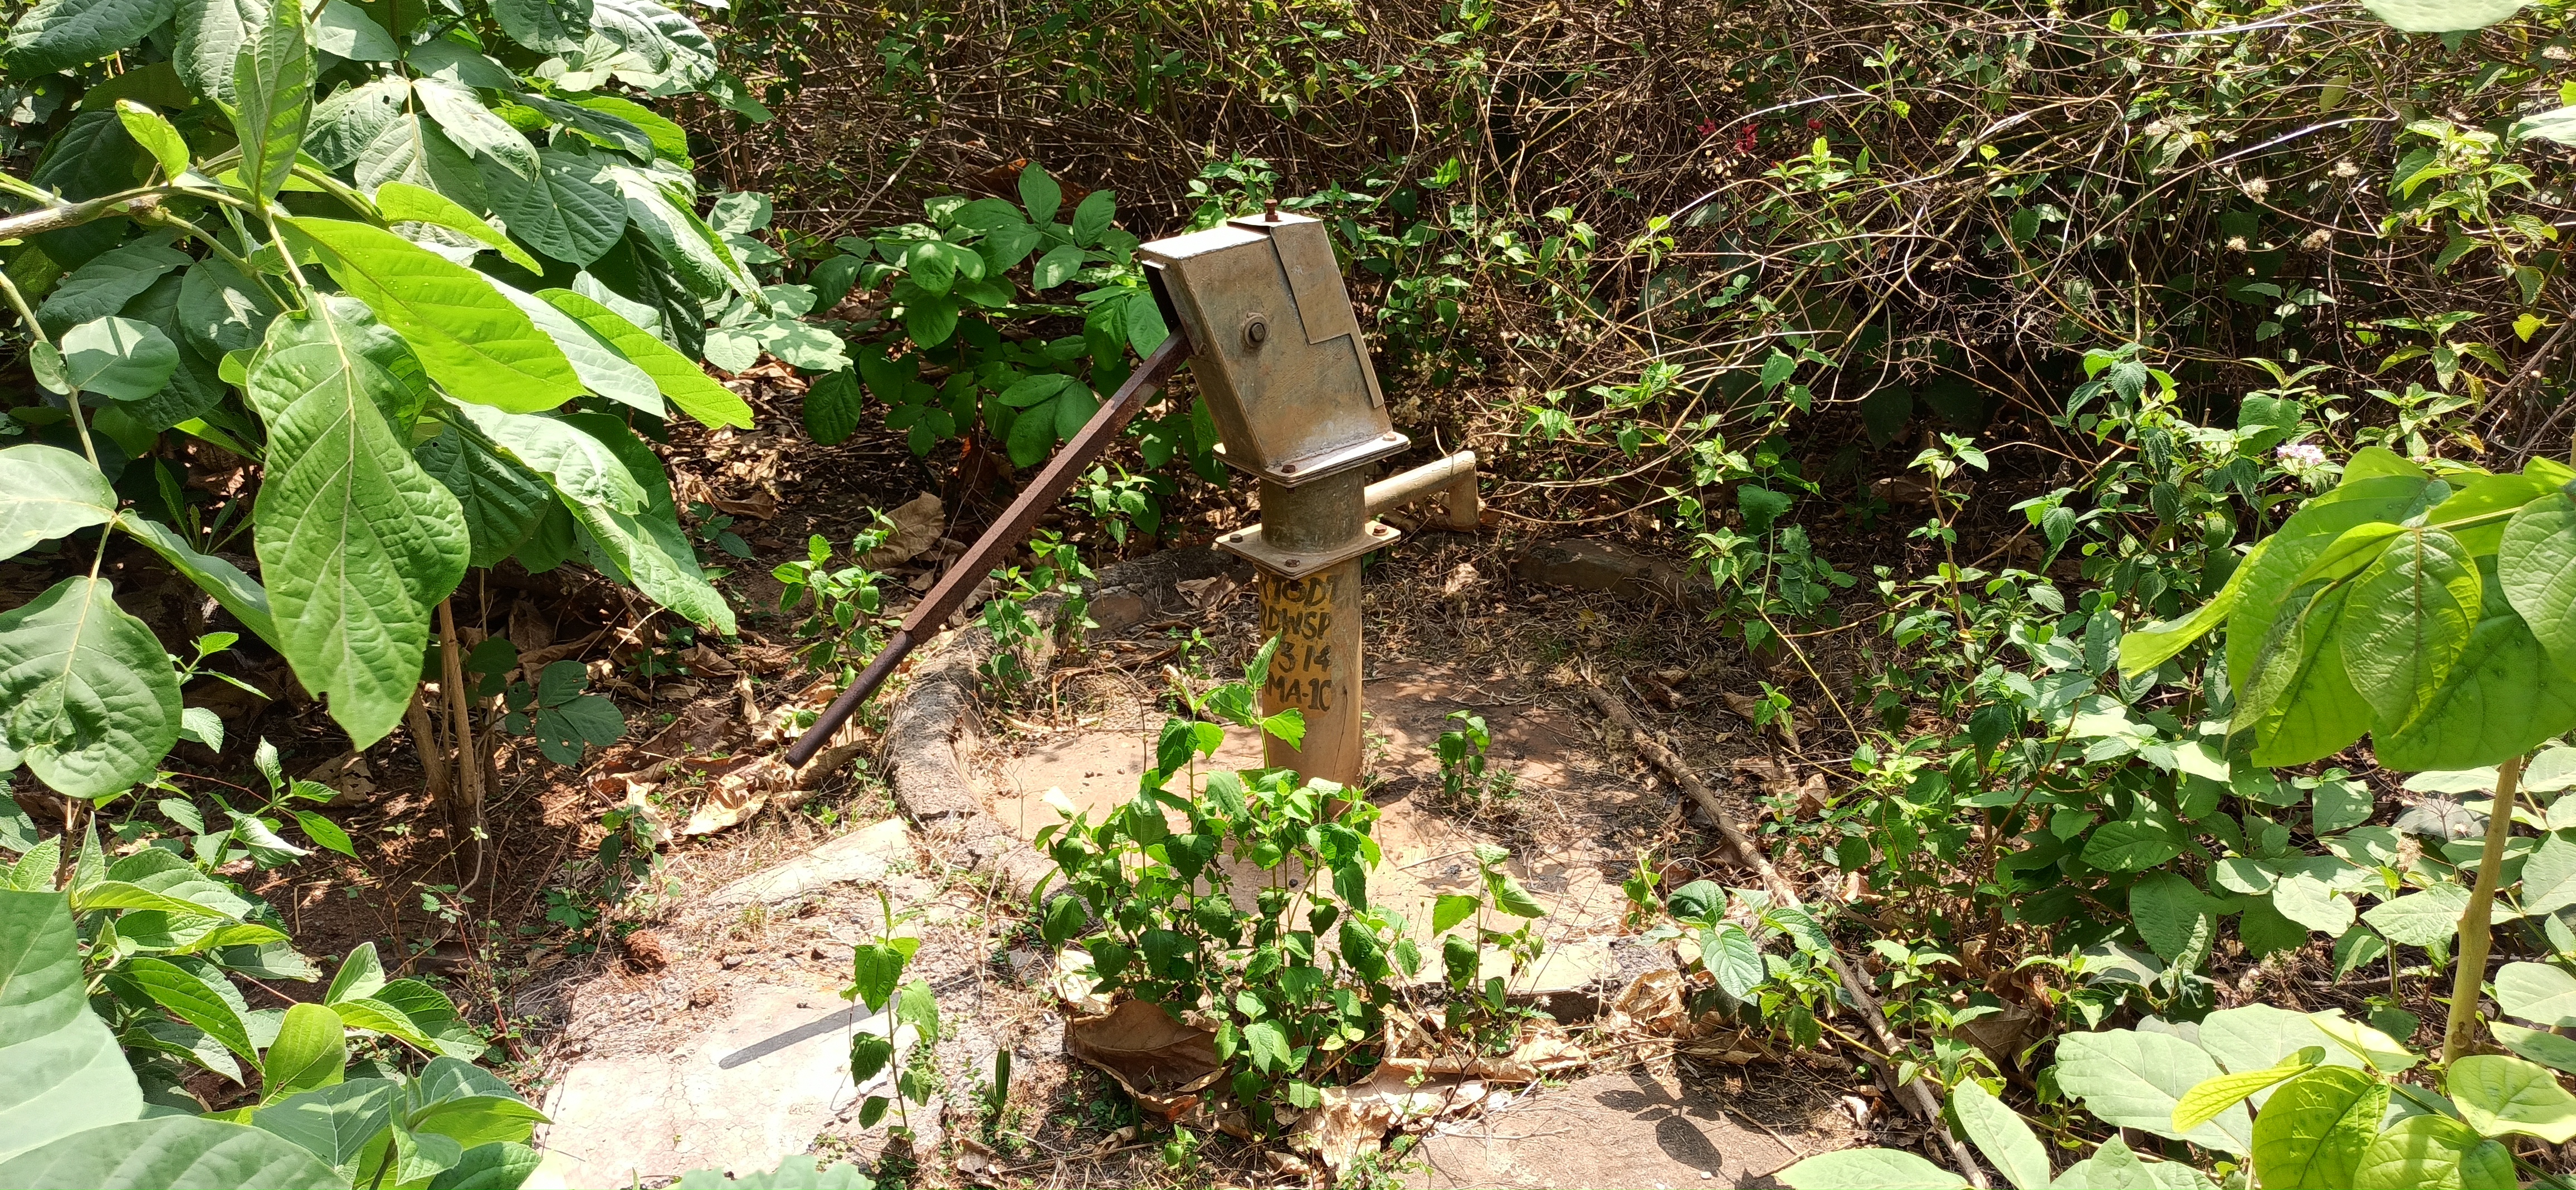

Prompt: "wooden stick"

[1585,684,1991,1190]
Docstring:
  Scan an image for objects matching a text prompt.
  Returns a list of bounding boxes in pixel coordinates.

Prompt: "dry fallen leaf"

[862,492,946,568]
[1441,561,1482,598]
[1291,1069,1486,1176]
[1063,999,1223,1123]
[678,756,792,836]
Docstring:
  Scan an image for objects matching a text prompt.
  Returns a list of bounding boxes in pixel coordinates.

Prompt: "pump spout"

[780,334,1193,769]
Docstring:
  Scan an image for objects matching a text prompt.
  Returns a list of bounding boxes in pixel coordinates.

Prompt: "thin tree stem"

[435,600,486,893]
[2444,754,2524,1067]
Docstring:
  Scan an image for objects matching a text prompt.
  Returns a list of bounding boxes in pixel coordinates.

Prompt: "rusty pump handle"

[781,333,1195,769]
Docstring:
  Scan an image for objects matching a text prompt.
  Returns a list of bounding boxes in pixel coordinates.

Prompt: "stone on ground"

[534,984,913,1186]
[706,817,911,908]
[1409,1066,1799,1189]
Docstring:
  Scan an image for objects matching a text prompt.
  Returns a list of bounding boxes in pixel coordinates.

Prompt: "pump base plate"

[1214,521,1401,577]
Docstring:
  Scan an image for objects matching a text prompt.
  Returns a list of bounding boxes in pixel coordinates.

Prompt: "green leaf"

[446,404,646,515]
[494,281,661,416]
[325,942,386,1004]
[2129,871,2216,963]
[2362,883,2470,947]
[375,182,544,274]
[253,1077,396,1174]
[2053,1028,2250,1154]
[1776,1149,1968,1189]
[286,217,584,411]
[2337,526,2479,733]
[124,955,257,1064]
[568,94,686,162]
[413,1095,545,1150]
[175,258,282,359]
[1431,893,1480,935]
[559,414,735,633]
[176,0,266,102]
[2235,582,2372,767]
[0,1115,339,1188]
[2359,0,2524,31]
[358,113,487,212]
[2228,475,2451,692]
[116,517,279,649]
[260,1002,348,1100]
[0,577,182,798]
[0,443,115,562]
[2377,603,2576,771]
[1032,242,1084,291]
[493,0,590,51]
[538,289,751,429]
[2497,961,2576,1025]
[2502,491,2576,666]
[2173,1048,2322,1133]
[58,315,178,400]
[607,164,755,300]
[895,979,938,1045]
[0,889,142,1160]
[2350,1113,2516,1190]
[1070,189,1115,246]
[1701,923,1763,999]
[2525,831,2576,915]
[7,0,177,74]
[416,423,551,569]
[228,0,311,203]
[1952,1081,2050,1190]
[2252,1066,2389,1189]
[248,310,472,749]
[1018,162,1062,225]
[2272,873,2355,936]
[800,367,862,445]
[430,1142,540,1189]
[2448,1054,2576,1141]
[415,77,538,183]
[36,240,189,336]
[848,943,906,1013]
[2495,1020,2576,1079]
[1243,1018,1292,1074]
[310,0,394,58]
[309,75,408,169]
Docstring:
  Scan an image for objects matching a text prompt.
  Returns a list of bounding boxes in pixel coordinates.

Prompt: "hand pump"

[783,201,1480,784]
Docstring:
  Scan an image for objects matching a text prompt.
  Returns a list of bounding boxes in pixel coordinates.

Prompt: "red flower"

[1736,124,1759,153]
[1696,118,1719,137]
[1807,118,1824,131]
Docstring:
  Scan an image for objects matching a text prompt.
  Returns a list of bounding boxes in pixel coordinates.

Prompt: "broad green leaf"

[2526,831,2576,914]
[59,315,178,400]
[540,287,755,427]
[310,0,395,58]
[0,1115,337,1188]
[2272,873,2355,935]
[412,1095,545,1150]
[431,1141,540,1189]
[2292,521,2406,586]
[569,94,686,161]
[115,517,279,648]
[2362,883,2471,947]
[228,0,311,203]
[2233,582,2370,767]
[584,0,716,89]
[559,413,735,632]
[309,76,410,169]
[0,443,114,561]
[416,423,551,569]
[6,0,177,74]
[2360,0,2524,31]
[492,0,590,51]
[36,240,189,336]
[492,282,661,415]
[2251,1066,2388,1189]
[286,217,583,411]
[404,32,511,87]
[2376,603,2576,771]
[260,1002,347,1100]
[375,182,544,274]
[1777,1148,1969,1189]
[1432,893,1480,935]
[0,577,182,798]
[1953,1081,2050,1190]
[2306,1010,2417,1072]
[0,889,142,1159]
[510,91,652,160]
[2502,491,2576,667]
[2129,871,2215,962]
[2351,1114,2516,1190]
[176,257,282,358]
[356,114,488,217]
[2494,963,2576,1025]
[2228,474,2451,692]
[124,956,257,1063]
[325,942,386,1004]
[2053,1028,2251,1153]
[1243,1018,1292,1073]
[446,404,646,514]
[415,77,538,181]
[2493,1021,2576,1075]
[114,100,191,179]
[113,275,226,432]
[1019,162,1062,224]
[2338,526,2479,733]
[1701,924,1763,999]
[2426,472,2553,553]
[2173,1048,2323,1133]
[254,1077,395,1174]
[248,310,471,748]
[2448,1054,2576,1141]
[175,0,266,102]
[608,164,756,300]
